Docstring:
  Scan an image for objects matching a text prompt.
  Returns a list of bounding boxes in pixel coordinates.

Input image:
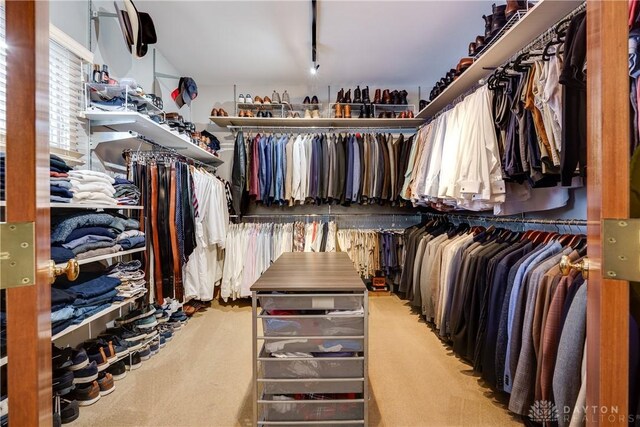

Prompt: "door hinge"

[0,222,36,289]
[603,218,640,281]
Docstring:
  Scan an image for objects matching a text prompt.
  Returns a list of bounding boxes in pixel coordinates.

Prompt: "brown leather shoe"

[407,110,415,118]
[385,111,394,118]
[382,89,391,104]
[344,104,352,118]
[219,108,228,117]
[344,89,352,104]
[254,96,264,105]
[238,110,246,118]
[210,108,219,117]
[398,111,407,119]
[377,112,385,118]
[335,103,343,118]
[263,96,272,104]
[373,89,381,104]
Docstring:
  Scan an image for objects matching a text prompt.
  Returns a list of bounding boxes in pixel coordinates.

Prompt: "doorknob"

[559,255,589,279]
[49,259,79,284]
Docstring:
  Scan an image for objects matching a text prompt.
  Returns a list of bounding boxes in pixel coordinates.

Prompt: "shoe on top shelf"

[282,90,290,104]
[272,91,281,104]
[263,96,272,105]
[238,94,245,104]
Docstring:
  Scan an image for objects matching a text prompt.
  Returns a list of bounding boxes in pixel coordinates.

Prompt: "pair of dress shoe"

[336,86,373,104]
[256,110,273,118]
[303,95,320,105]
[210,108,228,117]
[334,104,352,118]
[398,111,415,119]
[238,110,255,118]
[357,104,374,119]
[304,109,321,119]
[286,111,301,118]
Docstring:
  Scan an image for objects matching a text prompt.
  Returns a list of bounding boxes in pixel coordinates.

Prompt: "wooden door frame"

[5,0,52,424]
[586,0,630,424]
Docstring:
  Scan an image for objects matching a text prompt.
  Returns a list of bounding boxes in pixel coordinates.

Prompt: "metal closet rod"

[228,126,416,133]
[422,212,587,226]
[230,213,421,218]
[123,144,218,172]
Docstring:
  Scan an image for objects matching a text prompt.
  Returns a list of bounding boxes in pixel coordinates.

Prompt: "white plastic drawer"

[260,395,365,422]
[262,316,364,337]
[259,350,364,379]
[263,338,364,354]
[259,378,364,394]
[259,294,364,311]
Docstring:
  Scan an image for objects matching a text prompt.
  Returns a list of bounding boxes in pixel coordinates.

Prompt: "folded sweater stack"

[107,260,147,299]
[113,177,141,205]
[69,170,117,205]
[50,155,74,203]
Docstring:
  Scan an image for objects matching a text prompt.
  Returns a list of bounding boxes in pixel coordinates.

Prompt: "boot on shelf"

[335,103,343,118]
[363,86,371,103]
[344,89,352,104]
[344,104,352,118]
[353,86,362,103]
[336,88,345,104]
[373,89,381,104]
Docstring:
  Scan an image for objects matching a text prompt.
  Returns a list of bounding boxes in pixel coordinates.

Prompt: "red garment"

[50,171,68,177]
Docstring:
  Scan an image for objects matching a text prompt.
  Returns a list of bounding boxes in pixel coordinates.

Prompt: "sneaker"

[272,90,281,104]
[71,381,101,406]
[157,311,169,323]
[115,306,155,326]
[159,336,166,349]
[238,94,245,104]
[60,398,79,424]
[101,326,146,344]
[97,372,115,396]
[162,298,182,316]
[107,360,127,381]
[141,328,159,340]
[166,319,182,331]
[135,316,158,329]
[157,325,174,341]
[72,361,99,384]
[245,94,253,104]
[124,352,142,371]
[138,345,151,361]
[52,345,73,370]
[282,90,290,104]
[68,348,89,371]
[84,345,109,372]
[149,341,159,355]
[53,370,75,395]
[98,335,131,358]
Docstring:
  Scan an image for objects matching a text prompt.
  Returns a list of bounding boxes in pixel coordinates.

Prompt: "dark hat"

[172,77,198,108]
[201,130,221,151]
[114,0,157,58]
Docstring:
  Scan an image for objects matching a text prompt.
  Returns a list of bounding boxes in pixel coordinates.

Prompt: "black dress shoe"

[363,86,370,103]
[311,95,319,104]
[399,90,408,105]
[344,89,352,103]
[257,110,264,117]
[353,86,362,103]
[419,99,428,110]
[303,96,311,104]
[391,90,400,105]
[364,103,372,118]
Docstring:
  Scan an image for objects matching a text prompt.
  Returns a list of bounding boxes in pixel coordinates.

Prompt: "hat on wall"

[114,0,157,58]
[171,77,198,108]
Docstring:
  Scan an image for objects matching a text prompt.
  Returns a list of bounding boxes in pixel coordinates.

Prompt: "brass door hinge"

[0,222,36,289]
[603,218,640,281]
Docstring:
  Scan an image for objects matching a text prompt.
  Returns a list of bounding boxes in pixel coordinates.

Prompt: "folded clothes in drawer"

[259,294,364,311]
[260,349,364,379]
[264,338,364,354]
[259,378,364,394]
[260,394,365,422]
[262,316,364,337]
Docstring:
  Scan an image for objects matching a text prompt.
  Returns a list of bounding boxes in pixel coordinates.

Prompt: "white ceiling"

[144,0,494,90]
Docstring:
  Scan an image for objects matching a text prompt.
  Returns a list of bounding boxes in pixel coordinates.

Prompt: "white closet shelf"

[55,247,145,269]
[83,110,224,166]
[50,203,143,210]
[416,0,584,119]
[209,116,424,129]
[51,296,141,341]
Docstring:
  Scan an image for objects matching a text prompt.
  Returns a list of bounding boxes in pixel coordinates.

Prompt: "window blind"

[0,5,93,164]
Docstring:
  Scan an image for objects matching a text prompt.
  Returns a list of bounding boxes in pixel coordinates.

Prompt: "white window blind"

[0,6,93,163]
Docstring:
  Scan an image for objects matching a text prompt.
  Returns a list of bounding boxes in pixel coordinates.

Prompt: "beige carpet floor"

[73,295,520,427]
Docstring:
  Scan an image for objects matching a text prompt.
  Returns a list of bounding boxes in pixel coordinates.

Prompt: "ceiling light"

[310,63,320,75]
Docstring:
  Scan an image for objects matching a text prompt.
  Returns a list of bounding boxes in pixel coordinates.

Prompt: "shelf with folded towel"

[209,116,424,129]
[84,110,224,166]
[51,296,142,341]
[50,203,144,210]
[415,0,583,120]
[54,247,145,269]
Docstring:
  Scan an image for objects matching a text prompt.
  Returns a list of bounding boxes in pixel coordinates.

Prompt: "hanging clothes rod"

[421,212,587,226]
[123,144,218,172]
[231,213,422,218]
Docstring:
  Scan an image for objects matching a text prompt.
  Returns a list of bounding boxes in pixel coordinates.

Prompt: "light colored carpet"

[72,295,520,427]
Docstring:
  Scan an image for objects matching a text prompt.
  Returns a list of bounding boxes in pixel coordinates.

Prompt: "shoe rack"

[416,0,583,120]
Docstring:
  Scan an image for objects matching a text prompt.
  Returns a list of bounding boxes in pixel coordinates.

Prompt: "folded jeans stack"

[115,229,146,250]
[51,273,123,335]
[108,260,147,299]
[69,170,117,205]
[51,155,74,203]
[50,212,140,263]
[113,177,141,205]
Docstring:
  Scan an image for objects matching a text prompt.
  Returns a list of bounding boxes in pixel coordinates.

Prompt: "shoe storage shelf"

[84,110,224,169]
[251,252,369,426]
[209,116,424,129]
[329,103,416,119]
[416,0,583,120]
